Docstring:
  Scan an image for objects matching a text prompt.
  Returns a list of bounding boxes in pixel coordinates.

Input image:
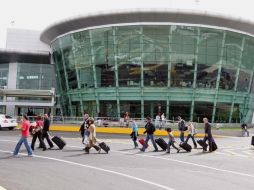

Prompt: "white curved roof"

[40,9,254,44]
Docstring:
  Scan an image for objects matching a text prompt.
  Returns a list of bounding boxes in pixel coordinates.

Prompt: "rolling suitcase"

[197,139,208,149]
[139,138,148,148]
[155,137,167,151]
[209,138,217,152]
[99,142,110,153]
[52,136,66,149]
[251,136,254,146]
[179,142,192,152]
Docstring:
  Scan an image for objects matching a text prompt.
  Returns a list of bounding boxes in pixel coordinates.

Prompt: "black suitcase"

[251,136,254,146]
[99,142,110,153]
[179,142,192,152]
[197,139,208,149]
[52,136,66,149]
[210,141,217,151]
[155,138,167,151]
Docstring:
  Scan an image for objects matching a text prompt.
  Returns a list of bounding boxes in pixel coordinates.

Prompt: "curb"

[48,125,226,138]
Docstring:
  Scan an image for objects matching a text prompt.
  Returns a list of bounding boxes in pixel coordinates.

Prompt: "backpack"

[178,120,185,131]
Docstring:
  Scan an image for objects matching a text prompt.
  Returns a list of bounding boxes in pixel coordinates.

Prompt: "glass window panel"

[231,104,241,123]
[99,100,117,117]
[118,64,140,87]
[219,67,236,90]
[237,70,251,92]
[95,64,115,87]
[169,102,191,121]
[214,103,231,123]
[171,62,194,87]
[144,64,167,87]
[120,101,141,118]
[0,64,9,87]
[196,64,218,88]
[144,101,166,119]
[17,63,55,90]
[193,102,213,122]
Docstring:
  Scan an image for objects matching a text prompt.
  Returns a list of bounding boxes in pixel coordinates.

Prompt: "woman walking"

[84,117,101,154]
[130,120,139,148]
[30,115,47,151]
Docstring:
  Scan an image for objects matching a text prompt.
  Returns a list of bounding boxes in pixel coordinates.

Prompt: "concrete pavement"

[0,130,254,190]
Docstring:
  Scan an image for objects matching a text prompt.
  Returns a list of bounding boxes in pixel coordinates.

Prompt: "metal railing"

[14,116,250,129]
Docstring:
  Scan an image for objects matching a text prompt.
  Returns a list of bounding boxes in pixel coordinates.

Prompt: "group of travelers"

[131,115,215,153]
[13,110,220,157]
[13,114,53,156]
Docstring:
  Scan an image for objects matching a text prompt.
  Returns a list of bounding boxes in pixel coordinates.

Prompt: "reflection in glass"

[193,102,213,122]
[120,101,141,118]
[168,102,191,120]
[214,103,230,123]
[144,64,167,87]
[237,70,250,92]
[219,67,236,90]
[144,101,166,119]
[196,64,218,88]
[171,62,194,87]
[118,64,140,87]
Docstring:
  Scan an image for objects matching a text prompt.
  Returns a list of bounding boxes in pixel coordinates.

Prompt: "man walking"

[13,115,33,156]
[177,116,186,142]
[42,114,54,149]
[140,116,158,152]
[203,117,213,152]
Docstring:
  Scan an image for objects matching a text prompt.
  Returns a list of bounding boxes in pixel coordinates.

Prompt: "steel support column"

[212,31,226,123]
[229,36,245,122]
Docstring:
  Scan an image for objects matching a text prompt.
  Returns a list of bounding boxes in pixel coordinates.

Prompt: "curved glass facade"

[52,25,254,123]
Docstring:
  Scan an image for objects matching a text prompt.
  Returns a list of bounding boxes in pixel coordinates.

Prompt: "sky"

[0,0,254,48]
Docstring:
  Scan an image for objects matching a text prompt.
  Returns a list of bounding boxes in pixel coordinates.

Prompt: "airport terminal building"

[39,10,254,123]
[2,9,253,123]
[0,29,56,117]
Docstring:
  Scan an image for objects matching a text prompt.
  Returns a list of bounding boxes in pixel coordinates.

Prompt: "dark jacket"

[144,122,156,135]
[204,123,212,137]
[79,119,88,137]
[43,118,50,132]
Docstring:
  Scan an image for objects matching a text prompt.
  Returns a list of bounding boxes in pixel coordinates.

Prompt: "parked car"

[0,114,18,130]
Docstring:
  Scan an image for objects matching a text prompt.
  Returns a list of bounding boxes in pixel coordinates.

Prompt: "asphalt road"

[0,130,254,190]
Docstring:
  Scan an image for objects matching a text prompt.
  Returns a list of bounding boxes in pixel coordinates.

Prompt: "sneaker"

[43,148,46,151]
[140,148,145,152]
[194,145,197,149]
[48,146,54,150]
[177,149,180,153]
[166,151,170,154]
[98,147,101,153]
[153,149,158,152]
[28,154,34,157]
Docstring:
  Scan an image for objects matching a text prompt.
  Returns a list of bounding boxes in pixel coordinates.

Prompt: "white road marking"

[0,149,175,190]
[2,139,254,179]
[112,149,254,178]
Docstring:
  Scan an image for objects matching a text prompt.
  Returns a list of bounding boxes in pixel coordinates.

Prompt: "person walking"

[185,122,197,148]
[166,128,180,154]
[84,117,101,154]
[241,123,249,137]
[177,116,186,142]
[161,113,166,129]
[41,114,54,149]
[13,115,33,156]
[80,113,89,144]
[140,116,158,152]
[31,115,47,151]
[130,120,139,148]
[203,117,213,152]
[124,112,130,128]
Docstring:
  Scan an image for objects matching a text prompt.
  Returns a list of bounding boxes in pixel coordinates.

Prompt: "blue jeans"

[180,131,185,142]
[13,136,33,156]
[142,134,158,151]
